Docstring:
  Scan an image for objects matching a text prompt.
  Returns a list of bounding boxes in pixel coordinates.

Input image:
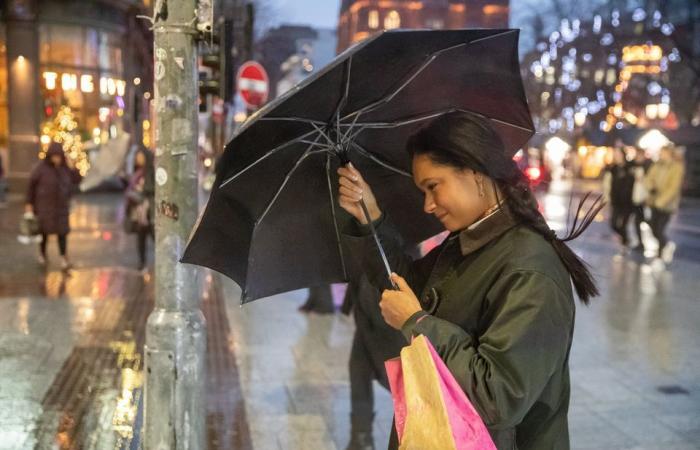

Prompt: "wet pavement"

[1,182,699,450]
[0,193,251,450]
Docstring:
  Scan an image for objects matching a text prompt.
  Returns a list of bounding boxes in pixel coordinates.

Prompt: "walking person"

[25,142,82,269]
[630,148,651,252]
[603,145,635,248]
[337,111,602,450]
[342,263,419,450]
[645,145,685,264]
[124,148,155,271]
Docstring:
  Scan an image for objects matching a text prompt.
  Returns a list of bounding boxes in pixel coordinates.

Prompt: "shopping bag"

[385,334,496,450]
[17,212,41,244]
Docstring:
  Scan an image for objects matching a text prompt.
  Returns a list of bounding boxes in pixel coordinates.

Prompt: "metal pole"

[144,0,206,448]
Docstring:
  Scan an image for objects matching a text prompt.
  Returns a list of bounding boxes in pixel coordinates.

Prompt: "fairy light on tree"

[39,106,90,176]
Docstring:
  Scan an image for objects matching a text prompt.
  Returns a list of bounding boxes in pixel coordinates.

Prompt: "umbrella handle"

[358,198,399,290]
[340,158,398,291]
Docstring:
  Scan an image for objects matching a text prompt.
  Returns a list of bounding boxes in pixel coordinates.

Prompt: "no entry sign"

[237,61,269,109]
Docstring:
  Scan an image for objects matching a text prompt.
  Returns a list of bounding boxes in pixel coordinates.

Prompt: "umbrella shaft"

[359,199,398,290]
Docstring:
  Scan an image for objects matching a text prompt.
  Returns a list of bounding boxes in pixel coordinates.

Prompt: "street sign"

[237,61,269,109]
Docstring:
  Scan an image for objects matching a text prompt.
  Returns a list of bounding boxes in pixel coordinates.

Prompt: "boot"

[345,430,374,450]
[345,413,375,450]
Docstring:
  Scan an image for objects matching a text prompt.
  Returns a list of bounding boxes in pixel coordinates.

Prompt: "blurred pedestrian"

[124,148,155,271]
[630,148,651,252]
[342,248,417,450]
[603,146,634,247]
[645,145,685,263]
[298,285,335,314]
[25,142,82,269]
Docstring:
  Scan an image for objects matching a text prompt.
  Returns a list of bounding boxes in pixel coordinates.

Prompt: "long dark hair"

[406,111,604,304]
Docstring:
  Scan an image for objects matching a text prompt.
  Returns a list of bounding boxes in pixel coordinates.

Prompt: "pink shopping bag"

[385,334,496,450]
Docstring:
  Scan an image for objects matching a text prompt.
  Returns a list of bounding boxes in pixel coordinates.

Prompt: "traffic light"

[198,19,235,103]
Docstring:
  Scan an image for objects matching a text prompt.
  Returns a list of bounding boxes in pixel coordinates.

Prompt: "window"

[384,10,401,30]
[368,10,379,29]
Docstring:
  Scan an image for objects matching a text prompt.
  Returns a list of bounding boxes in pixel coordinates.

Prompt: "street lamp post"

[143,0,206,448]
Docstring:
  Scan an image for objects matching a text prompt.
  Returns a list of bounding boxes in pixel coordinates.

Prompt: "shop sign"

[43,71,125,96]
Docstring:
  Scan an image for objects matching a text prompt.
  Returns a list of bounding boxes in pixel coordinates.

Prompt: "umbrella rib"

[311,122,338,150]
[326,152,348,279]
[341,42,469,121]
[220,129,318,188]
[468,29,518,45]
[352,109,458,129]
[300,139,334,149]
[332,57,353,128]
[255,138,328,226]
[355,108,534,134]
[350,141,411,177]
[490,117,535,133]
[258,117,327,126]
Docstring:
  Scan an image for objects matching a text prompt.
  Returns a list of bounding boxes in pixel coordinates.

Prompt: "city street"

[1,184,699,449]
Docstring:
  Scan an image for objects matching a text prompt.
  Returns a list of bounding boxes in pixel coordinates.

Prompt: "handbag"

[385,334,496,450]
[18,212,42,244]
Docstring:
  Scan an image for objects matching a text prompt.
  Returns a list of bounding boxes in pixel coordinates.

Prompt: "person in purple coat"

[25,142,82,269]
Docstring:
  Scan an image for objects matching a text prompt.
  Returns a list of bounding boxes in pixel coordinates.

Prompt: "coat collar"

[456,206,517,256]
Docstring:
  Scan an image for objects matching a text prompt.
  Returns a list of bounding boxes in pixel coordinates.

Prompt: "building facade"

[337,0,509,53]
[276,28,338,97]
[0,0,153,189]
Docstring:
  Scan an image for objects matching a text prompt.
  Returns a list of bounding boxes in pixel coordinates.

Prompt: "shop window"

[368,10,379,29]
[384,10,401,30]
[39,24,123,75]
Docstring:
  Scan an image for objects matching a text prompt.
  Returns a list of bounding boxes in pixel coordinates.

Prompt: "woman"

[337,111,601,450]
[125,148,155,271]
[26,142,82,269]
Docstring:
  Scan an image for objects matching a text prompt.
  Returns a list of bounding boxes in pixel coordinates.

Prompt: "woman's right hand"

[337,163,382,224]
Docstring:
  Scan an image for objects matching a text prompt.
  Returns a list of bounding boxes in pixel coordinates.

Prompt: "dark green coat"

[343,208,575,450]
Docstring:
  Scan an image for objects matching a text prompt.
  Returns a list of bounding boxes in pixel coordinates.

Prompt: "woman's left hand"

[380,273,424,330]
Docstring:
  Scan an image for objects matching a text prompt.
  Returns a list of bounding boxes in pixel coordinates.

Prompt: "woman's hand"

[380,273,423,330]
[337,163,382,224]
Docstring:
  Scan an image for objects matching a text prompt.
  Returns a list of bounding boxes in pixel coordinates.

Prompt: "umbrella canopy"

[182,28,534,302]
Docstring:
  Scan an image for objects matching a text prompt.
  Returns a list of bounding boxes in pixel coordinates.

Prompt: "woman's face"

[412,153,488,232]
[50,154,62,166]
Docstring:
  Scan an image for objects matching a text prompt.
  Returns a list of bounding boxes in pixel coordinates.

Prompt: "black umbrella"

[182,29,534,302]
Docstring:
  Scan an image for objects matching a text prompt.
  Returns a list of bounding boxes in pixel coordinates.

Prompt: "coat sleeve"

[401,270,573,429]
[342,215,437,295]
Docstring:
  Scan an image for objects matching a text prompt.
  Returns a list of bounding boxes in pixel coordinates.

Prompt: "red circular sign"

[237,61,269,109]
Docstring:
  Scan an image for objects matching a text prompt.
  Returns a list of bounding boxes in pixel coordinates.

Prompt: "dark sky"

[267,0,342,29]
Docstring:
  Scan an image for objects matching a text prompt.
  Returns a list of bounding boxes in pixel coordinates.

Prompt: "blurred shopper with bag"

[124,148,155,271]
[25,142,81,270]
